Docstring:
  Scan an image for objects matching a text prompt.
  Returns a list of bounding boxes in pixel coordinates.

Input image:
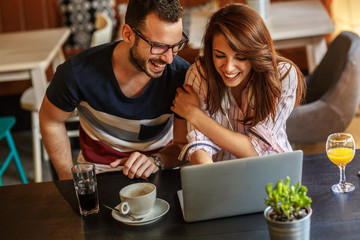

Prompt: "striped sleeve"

[178,129,221,161]
[179,63,221,161]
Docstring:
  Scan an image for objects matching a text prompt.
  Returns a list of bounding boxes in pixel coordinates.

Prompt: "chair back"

[286,31,360,144]
[306,31,360,104]
[90,13,113,47]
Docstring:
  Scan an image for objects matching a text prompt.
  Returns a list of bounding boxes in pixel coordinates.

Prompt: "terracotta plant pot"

[264,206,312,240]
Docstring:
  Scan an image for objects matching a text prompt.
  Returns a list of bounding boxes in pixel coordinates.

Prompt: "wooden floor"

[294,108,360,155]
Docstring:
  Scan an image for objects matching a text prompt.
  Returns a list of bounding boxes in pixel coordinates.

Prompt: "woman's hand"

[171,84,201,122]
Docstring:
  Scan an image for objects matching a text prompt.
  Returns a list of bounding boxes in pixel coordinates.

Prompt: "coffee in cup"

[119,182,156,215]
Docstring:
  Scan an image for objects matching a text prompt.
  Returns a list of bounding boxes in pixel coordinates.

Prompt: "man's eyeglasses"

[131,27,189,55]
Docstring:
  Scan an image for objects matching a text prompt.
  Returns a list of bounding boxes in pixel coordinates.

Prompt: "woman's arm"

[172,84,258,159]
[190,149,213,165]
[173,63,299,162]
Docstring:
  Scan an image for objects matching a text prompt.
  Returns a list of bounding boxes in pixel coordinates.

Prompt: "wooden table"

[268,0,334,73]
[1,151,360,239]
[0,28,70,182]
[0,28,70,109]
[188,0,334,73]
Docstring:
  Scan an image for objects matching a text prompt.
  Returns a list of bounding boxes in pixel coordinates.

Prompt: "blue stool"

[0,116,28,186]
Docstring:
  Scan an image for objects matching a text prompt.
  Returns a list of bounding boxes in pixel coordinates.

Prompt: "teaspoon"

[102,204,144,221]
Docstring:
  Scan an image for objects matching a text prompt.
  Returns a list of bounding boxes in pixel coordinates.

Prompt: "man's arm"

[156,117,187,169]
[39,95,74,180]
[110,117,188,179]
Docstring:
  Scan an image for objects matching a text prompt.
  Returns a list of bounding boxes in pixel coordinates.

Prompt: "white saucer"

[111,198,170,226]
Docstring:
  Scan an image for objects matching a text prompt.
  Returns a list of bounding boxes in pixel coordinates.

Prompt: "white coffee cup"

[119,183,156,215]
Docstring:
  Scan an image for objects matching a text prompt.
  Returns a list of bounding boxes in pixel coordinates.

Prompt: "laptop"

[177,150,303,222]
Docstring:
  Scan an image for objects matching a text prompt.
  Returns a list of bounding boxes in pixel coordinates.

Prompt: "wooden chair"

[0,116,28,186]
[91,13,113,47]
[19,48,79,183]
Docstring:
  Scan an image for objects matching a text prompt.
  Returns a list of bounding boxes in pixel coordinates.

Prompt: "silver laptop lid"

[178,150,303,222]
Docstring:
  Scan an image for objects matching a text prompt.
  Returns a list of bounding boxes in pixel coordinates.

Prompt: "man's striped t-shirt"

[46,41,190,164]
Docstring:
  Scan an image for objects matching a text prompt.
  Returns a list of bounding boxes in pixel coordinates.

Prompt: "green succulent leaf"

[264,176,312,221]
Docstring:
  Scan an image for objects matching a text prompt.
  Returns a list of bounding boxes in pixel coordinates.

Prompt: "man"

[39,0,190,180]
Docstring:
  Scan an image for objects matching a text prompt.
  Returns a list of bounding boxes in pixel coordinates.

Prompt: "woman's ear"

[121,24,133,43]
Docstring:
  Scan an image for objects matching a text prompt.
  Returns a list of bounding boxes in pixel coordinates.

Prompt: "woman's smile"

[223,71,241,81]
[212,34,251,88]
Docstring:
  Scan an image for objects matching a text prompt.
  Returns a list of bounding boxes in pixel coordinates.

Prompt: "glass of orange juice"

[326,133,355,193]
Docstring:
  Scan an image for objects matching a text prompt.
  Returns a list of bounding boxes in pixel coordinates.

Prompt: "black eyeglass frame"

[130,26,189,55]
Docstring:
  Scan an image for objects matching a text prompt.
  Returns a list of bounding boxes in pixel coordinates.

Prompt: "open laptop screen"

[178,150,303,222]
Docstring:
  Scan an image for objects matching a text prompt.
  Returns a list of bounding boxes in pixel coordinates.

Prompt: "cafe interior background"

[0,0,360,185]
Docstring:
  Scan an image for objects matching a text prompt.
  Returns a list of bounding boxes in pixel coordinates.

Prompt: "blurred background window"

[331,0,360,37]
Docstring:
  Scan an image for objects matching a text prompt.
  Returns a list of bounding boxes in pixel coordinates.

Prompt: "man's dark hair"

[125,0,183,30]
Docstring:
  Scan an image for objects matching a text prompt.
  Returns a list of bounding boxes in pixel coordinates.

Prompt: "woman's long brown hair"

[198,3,305,127]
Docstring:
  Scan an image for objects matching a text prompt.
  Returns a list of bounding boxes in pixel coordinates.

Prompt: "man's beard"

[129,41,165,79]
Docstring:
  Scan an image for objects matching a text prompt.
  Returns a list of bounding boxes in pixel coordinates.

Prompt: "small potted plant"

[264,176,312,240]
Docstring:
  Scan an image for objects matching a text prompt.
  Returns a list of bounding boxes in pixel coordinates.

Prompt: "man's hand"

[171,84,201,121]
[110,152,159,179]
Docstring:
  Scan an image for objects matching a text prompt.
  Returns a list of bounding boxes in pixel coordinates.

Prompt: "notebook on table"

[177,150,303,222]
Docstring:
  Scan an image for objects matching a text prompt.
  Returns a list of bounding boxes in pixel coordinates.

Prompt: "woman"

[171,3,305,165]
